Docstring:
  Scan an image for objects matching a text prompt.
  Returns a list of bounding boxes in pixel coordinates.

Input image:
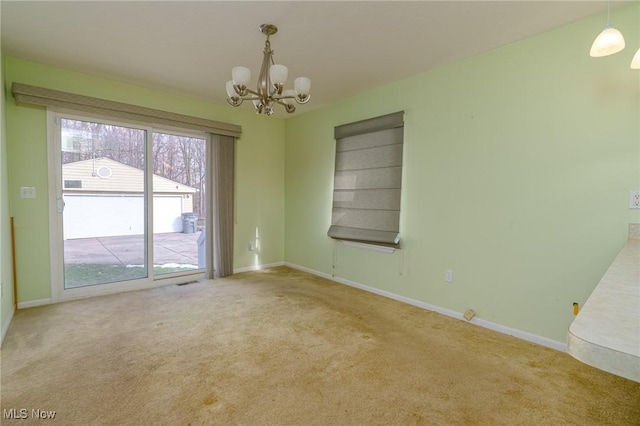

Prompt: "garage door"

[63,194,183,239]
[153,196,184,234]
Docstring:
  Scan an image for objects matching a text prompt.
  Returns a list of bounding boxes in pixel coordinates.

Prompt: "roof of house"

[62,157,196,194]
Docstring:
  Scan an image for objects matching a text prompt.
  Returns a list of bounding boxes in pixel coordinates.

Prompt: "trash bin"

[181,212,198,234]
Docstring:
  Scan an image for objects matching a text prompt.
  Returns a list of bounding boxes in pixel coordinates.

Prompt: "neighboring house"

[62,157,196,239]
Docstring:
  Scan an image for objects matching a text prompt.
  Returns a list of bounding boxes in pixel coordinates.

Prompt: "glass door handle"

[56,197,65,214]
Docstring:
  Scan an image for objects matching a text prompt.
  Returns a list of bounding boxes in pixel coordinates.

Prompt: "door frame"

[47,110,206,303]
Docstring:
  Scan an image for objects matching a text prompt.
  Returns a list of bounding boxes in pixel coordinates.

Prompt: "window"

[64,180,82,188]
[328,111,404,248]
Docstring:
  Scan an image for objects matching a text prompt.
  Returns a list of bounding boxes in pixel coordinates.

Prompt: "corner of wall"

[1,49,17,345]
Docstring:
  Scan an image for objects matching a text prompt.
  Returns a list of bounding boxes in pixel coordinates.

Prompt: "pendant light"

[590,0,625,57]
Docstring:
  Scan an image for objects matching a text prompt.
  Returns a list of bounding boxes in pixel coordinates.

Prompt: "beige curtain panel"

[12,82,242,138]
[328,111,404,247]
[207,134,236,278]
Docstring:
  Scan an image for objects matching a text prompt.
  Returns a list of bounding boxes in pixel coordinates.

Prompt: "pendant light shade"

[631,48,640,69]
[590,25,625,57]
[281,89,295,105]
[232,66,251,86]
[269,64,289,86]
[225,80,237,98]
[294,77,311,97]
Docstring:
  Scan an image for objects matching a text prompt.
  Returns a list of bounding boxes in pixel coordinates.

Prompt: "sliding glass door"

[60,118,148,288]
[151,132,206,276]
[51,113,206,295]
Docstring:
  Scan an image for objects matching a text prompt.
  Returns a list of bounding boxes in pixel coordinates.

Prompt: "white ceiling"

[0,1,630,115]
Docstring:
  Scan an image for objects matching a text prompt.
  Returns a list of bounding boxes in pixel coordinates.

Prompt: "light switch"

[20,187,36,199]
[445,269,453,283]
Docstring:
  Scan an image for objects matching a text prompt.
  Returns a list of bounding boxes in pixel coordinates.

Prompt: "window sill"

[342,240,396,254]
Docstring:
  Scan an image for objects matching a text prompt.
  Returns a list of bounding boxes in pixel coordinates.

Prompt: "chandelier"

[225,24,311,115]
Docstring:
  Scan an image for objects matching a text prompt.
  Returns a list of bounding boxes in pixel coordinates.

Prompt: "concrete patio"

[64,232,201,266]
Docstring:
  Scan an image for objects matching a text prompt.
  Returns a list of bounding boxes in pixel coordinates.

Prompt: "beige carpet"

[1,266,638,425]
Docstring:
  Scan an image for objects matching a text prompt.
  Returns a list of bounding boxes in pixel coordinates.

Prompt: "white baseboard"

[17,298,52,309]
[1,305,16,347]
[234,261,285,274]
[285,262,567,353]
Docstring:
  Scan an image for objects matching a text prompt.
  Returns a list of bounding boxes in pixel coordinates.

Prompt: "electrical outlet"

[248,240,257,251]
[630,191,640,209]
[445,269,453,283]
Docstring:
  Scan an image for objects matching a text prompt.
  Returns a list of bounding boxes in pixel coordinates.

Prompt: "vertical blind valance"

[328,111,404,247]
[12,83,242,138]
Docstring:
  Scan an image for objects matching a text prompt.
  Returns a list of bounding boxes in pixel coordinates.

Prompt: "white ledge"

[568,233,639,382]
[342,240,396,254]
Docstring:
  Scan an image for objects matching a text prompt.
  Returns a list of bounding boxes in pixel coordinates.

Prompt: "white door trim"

[47,111,207,302]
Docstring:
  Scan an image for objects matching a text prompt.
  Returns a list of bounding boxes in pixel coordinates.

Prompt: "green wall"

[284,4,640,343]
[4,57,285,304]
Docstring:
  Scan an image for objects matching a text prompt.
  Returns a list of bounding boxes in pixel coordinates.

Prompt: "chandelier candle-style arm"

[225,24,311,115]
[275,89,297,113]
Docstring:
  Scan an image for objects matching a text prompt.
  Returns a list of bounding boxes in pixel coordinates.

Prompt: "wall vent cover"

[96,166,112,179]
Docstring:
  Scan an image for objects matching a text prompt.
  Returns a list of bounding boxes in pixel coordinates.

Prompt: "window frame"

[47,110,209,302]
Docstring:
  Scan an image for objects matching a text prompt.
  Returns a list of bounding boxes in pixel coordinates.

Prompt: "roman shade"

[12,83,242,138]
[328,111,404,247]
